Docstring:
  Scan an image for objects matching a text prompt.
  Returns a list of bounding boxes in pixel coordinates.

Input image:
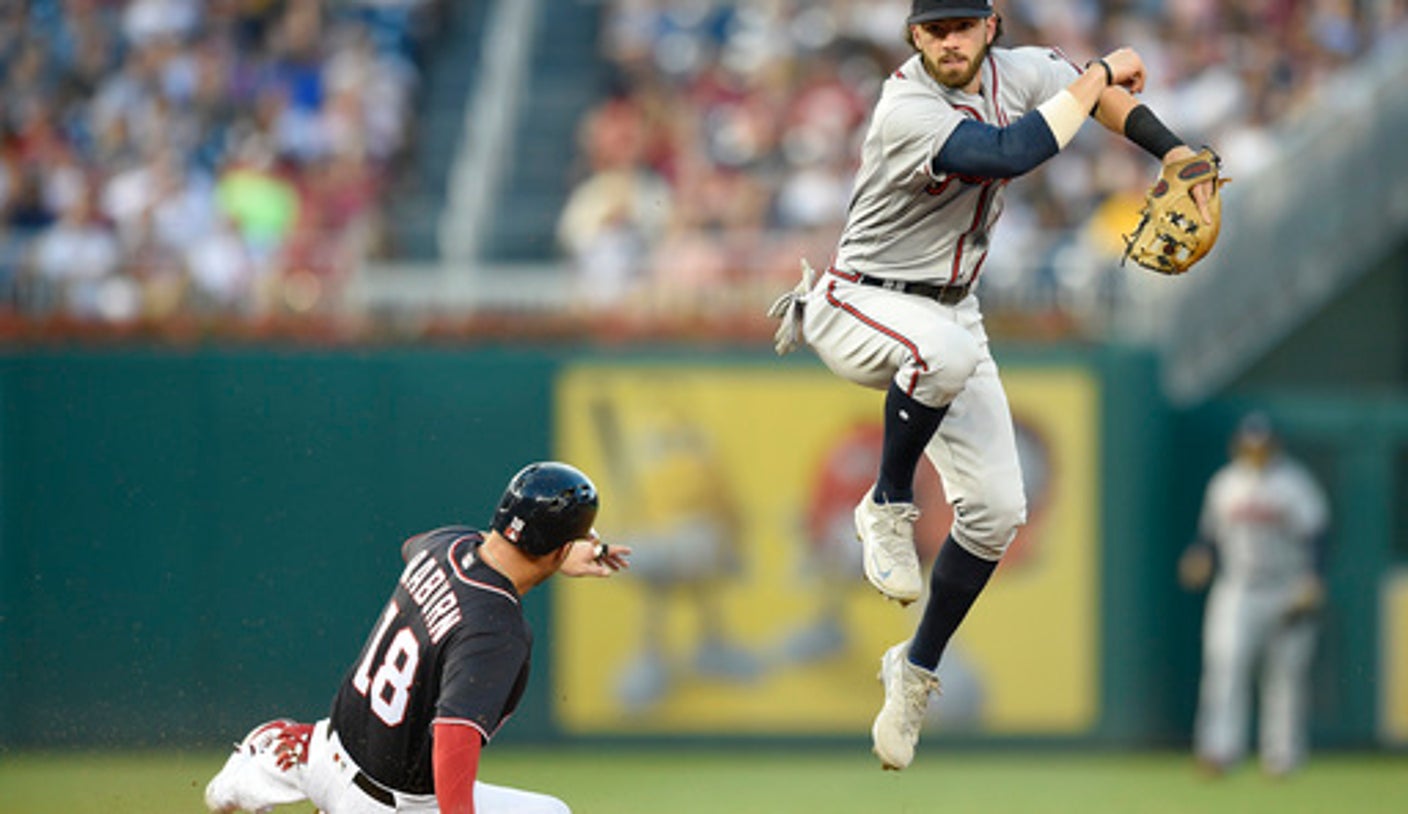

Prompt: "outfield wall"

[0,347,1398,750]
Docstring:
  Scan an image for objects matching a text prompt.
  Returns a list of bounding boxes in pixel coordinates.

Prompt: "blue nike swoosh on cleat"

[870,551,894,580]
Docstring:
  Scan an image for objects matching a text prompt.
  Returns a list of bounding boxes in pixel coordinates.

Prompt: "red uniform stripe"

[952,104,984,122]
[951,181,997,284]
[823,280,928,396]
[447,536,519,605]
[988,56,1008,126]
[1049,46,1081,73]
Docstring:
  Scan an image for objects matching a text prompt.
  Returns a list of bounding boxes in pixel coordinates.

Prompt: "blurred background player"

[767,0,1215,770]
[204,462,630,814]
[1178,413,1330,778]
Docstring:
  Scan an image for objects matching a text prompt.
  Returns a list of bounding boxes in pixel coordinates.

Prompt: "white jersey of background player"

[1180,413,1330,777]
[768,0,1215,771]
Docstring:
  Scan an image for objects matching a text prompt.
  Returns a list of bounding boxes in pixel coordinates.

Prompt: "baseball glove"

[1123,147,1229,275]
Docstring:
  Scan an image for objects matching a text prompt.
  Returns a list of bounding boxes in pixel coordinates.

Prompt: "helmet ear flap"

[490,462,600,556]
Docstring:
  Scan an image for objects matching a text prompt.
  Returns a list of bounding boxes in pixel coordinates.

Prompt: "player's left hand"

[1284,575,1325,621]
[1177,544,1214,590]
[1123,146,1228,274]
[1162,145,1217,225]
[561,532,632,578]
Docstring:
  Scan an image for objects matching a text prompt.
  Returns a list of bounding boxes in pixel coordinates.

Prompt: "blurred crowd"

[558,0,1408,329]
[0,0,438,326]
[3,0,1405,337]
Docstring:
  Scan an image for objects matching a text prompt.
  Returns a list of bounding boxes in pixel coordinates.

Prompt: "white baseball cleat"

[204,719,311,814]
[871,641,941,771]
[854,492,923,605]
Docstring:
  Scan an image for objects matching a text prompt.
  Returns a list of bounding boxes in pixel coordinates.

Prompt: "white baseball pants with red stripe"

[803,273,1026,560]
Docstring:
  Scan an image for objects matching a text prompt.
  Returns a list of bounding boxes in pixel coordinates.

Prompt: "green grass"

[1,747,1405,814]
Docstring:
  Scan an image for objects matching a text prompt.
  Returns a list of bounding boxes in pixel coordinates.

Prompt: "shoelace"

[898,667,939,740]
[273,723,314,771]
[874,504,921,570]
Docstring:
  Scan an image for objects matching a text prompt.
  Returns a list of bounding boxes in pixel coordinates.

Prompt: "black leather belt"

[328,724,396,808]
[832,267,971,305]
[353,769,396,808]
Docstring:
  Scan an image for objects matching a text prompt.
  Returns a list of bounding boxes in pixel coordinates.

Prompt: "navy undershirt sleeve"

[932,112,1060,180]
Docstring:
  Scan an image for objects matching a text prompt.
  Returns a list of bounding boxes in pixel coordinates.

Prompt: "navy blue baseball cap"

[1235,412,1275,445]
[908,0,995,24]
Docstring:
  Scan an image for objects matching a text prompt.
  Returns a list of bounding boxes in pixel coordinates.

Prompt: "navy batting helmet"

[908,0,994,24]
[490,462,599,556]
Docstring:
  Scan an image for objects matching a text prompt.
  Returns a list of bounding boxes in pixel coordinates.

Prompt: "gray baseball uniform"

[1194,452,1329,773]
[803,46,1078,560]
[834,48,1076,283]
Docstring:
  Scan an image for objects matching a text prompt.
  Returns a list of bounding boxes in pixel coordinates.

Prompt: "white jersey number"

[352,601,422,727]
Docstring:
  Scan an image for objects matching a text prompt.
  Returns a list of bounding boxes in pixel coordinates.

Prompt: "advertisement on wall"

[553,363,1100,736]
[1383,569,1408,744]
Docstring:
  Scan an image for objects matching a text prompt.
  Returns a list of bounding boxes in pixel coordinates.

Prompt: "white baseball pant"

[205,719,569,814]
[1194,580,1317,772]
[803,274,1027,560]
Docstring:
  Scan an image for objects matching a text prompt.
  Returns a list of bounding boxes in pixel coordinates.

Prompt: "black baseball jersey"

[330,526,532,794]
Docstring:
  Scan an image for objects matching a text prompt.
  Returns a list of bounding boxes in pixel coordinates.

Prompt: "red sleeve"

[433,722,483,814]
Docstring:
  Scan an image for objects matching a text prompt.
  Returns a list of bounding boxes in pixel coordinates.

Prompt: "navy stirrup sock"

[873,382,946,504]
[907,536,998,672]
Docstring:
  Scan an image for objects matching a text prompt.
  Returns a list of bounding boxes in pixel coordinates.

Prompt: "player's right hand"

[1161,144,1219,225]
[560,533,632,578]
[1285,575,1325,620]
[1102,47,1146,94]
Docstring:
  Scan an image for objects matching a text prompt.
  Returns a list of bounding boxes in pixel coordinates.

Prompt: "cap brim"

[908,9,995,23]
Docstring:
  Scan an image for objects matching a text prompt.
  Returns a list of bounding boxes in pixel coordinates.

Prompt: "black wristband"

[1124,104,1185,159]
[1085,58,1113,87]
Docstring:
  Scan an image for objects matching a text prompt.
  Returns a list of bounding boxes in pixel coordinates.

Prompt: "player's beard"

[927,44,987,90]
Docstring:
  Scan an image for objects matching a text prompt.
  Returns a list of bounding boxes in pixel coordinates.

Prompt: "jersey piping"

[448,536,519,605]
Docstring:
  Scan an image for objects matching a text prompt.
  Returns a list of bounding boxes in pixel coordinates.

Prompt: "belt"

[327,724,397,808]
[353,770,396,808]
[831,267,971,305]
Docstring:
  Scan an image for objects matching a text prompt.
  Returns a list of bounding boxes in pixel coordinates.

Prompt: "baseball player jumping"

[1179,414,1330,777]
[768,0,1217,769]
[204,462,630,813]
